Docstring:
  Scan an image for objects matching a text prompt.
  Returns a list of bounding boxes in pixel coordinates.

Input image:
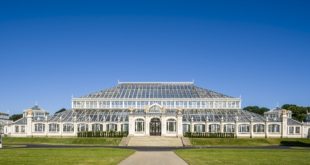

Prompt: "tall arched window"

[268,124,280,133]
[224,124,235,133]
[92,123,103,131]
[49,123,59,132]
[34,123,45,132]
[209,124,220,133]
[238,124,250,133]
[63,123,74,132]
[121,124,129,132]
[77,123,88,132]
[253,124,265,133]
[166,119,176,133]
[183,124,190,133]
[107,123,117,132]
[135,119,144,132]
[194,124,205,133]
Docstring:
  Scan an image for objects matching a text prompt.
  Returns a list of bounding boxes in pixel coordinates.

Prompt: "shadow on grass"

[280,141,310,147]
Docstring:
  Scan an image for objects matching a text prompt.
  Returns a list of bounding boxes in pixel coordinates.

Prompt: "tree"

[281,104,308,122]
[55,108,66,114]
[243,106,270,115]
[9,114,23,121]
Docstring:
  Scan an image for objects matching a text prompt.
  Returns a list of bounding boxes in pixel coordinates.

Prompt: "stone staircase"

[127,136,183,147]
[119,136,131,146]
[180,137,192,147]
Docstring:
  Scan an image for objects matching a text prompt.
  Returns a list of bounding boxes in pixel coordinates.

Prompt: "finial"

[276,102,279,108]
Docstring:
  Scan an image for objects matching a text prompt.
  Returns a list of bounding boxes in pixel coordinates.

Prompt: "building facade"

[4,82,310,138]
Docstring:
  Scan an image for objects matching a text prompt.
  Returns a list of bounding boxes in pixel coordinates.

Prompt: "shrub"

[77,131,128,138]
[184,132,235,138]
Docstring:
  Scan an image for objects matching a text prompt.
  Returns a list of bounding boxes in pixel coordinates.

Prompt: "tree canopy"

[243,106,270,115]
[281,104,309,122]
[9,114,23,121]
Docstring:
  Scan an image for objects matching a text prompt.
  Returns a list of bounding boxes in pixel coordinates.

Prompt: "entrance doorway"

[150,118,161,136]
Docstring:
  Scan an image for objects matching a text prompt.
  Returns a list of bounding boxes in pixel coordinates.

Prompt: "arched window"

[238,124,250,133]
[21,126,25,133]
[63,123,74,132]
[92,123,103,131]
[77,123,88,132]
[224,124,235,133]
[253,124,265,133]
[49,123,59,132]
[295,127,300,134]
[34,123,45,132]
[135,119,144,132]
[209,124,220,133]
[166,119,176,132]
[15,126,19,133]
[107,123,117,132]
[195,124,205,133]
[183,124,190,133]
[121,124,129,132]
[268,124,280,133]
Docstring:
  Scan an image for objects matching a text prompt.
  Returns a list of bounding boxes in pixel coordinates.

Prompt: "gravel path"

[119,151,188,165]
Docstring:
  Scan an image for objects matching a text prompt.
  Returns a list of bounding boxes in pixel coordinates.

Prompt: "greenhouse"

[4,82,310,138]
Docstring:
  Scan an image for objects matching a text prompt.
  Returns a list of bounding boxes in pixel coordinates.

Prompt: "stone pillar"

[205,116,209,133]
[161,116,166,136]
[190,117,194,133]
[281,110,288,138]
[26,112,33,137]
[250,116,253,138]
[117,123,121,132]
[45,116,48,136]
[73,116,77,136]
[235,116,239,138]
[102,122,106,131]
[301,121,304,138]
[265,117,269,138]
[145,116,150,136]
[128,113,135,136]
[177,111,183,137]
[88,123,92,131]
[59,116,63,137]
[116,116,124,132]
[220,117,224,133]
[117,117,121,132]
[88,116,92,132]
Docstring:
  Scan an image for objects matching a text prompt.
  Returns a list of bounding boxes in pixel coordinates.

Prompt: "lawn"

[3,137,122,146]
[175,148,310,165]
[0,148,134,165]
[189,138,310,146]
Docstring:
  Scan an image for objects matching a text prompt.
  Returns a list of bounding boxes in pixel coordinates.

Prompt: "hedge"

[184,132,235,138]
[77,131,128,137]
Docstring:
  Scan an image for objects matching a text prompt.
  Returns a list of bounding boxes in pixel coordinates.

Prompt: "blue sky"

[0,0,309,114]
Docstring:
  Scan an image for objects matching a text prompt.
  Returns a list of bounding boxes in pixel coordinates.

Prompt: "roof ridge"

[118,81,194,84]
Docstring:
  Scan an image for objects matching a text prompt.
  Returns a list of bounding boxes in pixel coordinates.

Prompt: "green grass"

[0,148,134,165]
[189,138,310,146]
[175,148,310,165]
[3,137,122,146]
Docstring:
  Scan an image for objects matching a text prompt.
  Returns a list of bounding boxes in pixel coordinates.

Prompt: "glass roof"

[80,82,233,99]
[26,109,300,125]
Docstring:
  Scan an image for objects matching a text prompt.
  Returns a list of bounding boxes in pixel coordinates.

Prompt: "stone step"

[181,137,192,147]
[119,136,131,146]
[127,136,183,147]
